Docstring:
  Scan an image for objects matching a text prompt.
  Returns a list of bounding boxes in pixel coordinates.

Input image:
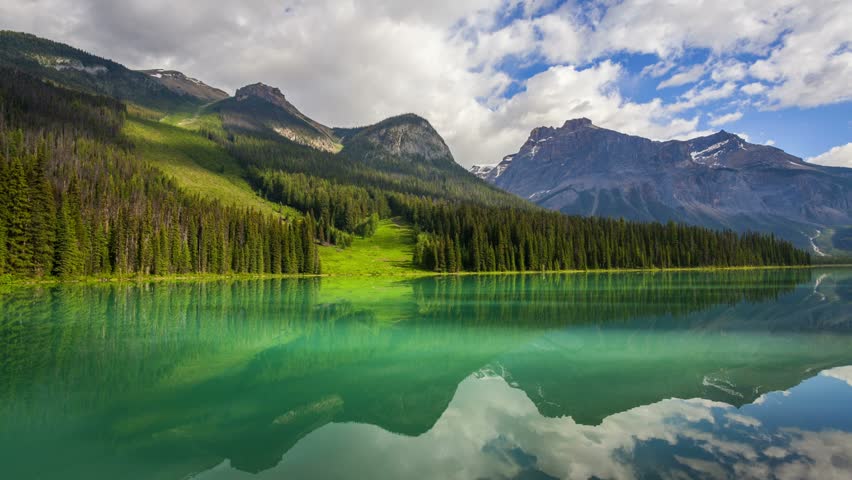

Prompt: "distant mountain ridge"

[0,30,205,111]
[472,118,852,252]
[0,28,448,167]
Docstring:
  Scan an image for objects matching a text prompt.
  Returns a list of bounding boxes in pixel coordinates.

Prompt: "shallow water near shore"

[1,268,851,479]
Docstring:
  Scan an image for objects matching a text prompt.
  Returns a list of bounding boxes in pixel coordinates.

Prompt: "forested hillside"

[0,70,320,277]
[203,93,809,272]
[0,31,811,280]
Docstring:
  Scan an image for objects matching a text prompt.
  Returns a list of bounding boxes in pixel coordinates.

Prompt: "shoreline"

[2,264,849,288]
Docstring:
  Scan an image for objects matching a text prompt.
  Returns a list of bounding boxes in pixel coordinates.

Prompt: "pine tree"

[91,217,110,274]
[138,204,154,274]
[28,140,57,276]
[54,195,82,277]
[0,219,7,274]
[5,157,33,273]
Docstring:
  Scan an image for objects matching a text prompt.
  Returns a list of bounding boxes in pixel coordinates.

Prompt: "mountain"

[336,114,454,166]
[473,118,852,252]
[212,87,527,210]
[139,69,228,102]
[206,82,342,152]
[0,31,202,112]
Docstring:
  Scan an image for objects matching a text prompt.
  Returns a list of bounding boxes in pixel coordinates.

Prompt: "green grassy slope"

[160,110,227,134]
[124,117,300,219]
[125,117,421,276]
[320,219,418,276]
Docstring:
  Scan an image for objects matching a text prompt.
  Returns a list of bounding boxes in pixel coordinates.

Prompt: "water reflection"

[0,268,850,479]
[194,367,852,480]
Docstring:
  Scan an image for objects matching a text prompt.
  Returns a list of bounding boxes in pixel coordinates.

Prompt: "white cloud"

[742,82,768,95]
[657,65,705,89]
[669,82,739,113]
[807,143,852,168]
[710,61,748,83]
[0,0,849,166]
[532,10,584,64]
[748,2,852,108]
[585,0,799,59]
[466,17,539,69]
[765,139,776,146]
[708,111,744,127]
[585,0,851,109]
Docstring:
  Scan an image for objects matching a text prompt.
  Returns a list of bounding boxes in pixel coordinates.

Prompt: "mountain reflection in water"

[195,366,852,480]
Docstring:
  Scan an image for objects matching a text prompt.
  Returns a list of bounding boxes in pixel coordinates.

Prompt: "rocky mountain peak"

[345,113,455,165]
[218,82,341,152]
[710,130,741,142]
[525,118,598,144]
[141,68,229,102]
[235,83,289,106]
[561,118,594,130]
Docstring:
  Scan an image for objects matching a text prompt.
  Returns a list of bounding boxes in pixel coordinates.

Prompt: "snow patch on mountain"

[690,139,730,163]
[145,69,205,85]
[469,163,498,178]
[688,136,748,166]
[528,189,552,200]
[470,154,516,181]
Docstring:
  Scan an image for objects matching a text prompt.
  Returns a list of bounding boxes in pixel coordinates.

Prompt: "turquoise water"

[1,269,851,479]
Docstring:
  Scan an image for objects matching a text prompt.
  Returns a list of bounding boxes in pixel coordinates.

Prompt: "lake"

[1,268,851,479]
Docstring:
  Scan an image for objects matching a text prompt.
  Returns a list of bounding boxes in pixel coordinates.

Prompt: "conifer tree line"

[233,150,811,272]
[0,69,320,278]
[400,200,810,272]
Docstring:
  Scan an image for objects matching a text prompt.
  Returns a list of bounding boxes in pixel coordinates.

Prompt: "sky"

[2,0,850,167]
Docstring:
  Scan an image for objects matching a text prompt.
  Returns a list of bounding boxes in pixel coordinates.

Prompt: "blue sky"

[3,0,850,166]
[481,0,851,161]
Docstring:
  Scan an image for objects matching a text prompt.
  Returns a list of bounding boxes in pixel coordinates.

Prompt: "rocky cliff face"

[473,118,852,251]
